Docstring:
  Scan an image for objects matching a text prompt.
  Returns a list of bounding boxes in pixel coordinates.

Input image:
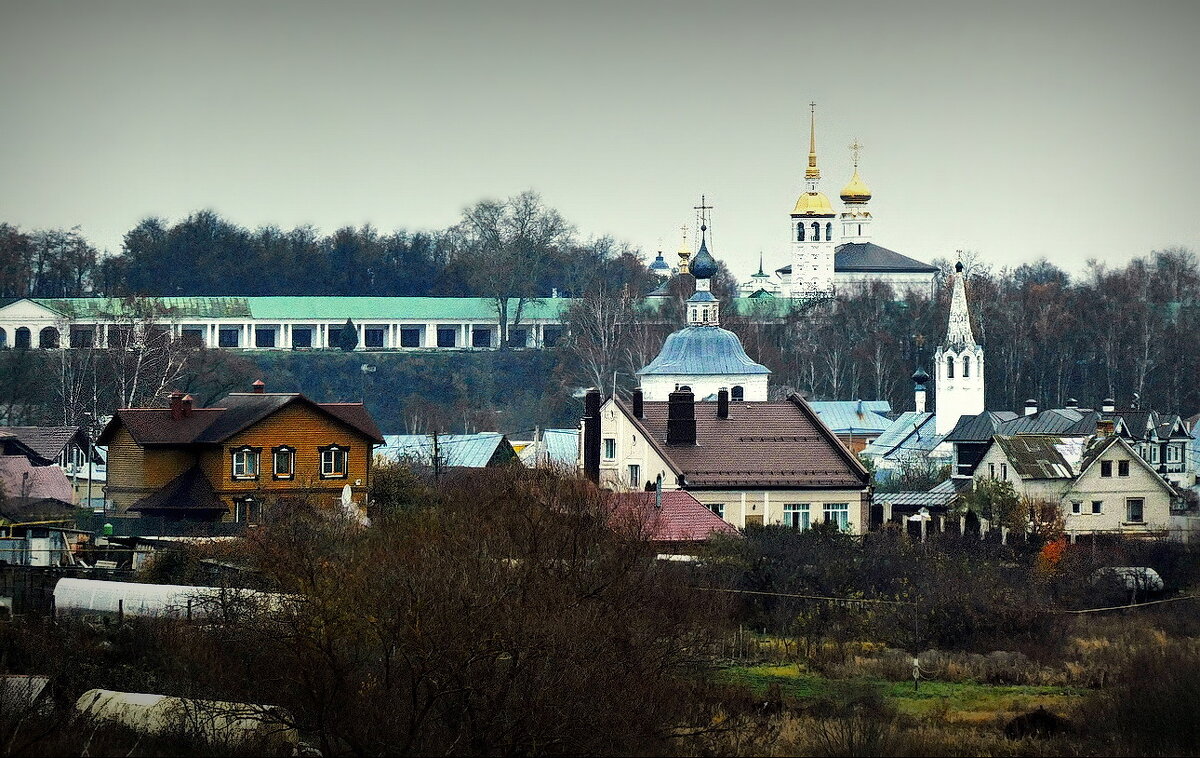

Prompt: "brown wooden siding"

[199,403,374,516]
[105,427,198,513]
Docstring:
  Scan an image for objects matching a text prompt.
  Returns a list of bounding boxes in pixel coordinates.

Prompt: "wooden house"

[97,384,383,523]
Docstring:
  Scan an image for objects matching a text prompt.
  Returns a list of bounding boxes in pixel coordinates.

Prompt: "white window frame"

[784,503,810,530]
[824,503,850,531]
[1167,445,1181,463]
[320,445,348,479]
[234,497,262,525]
[707,503,725,519]
[1071,500,1082,515]
[627,464,641,488]
[1091,500,1103,515]
[231,447,260,480]
[603,438,616,460]
[272,446,295,480]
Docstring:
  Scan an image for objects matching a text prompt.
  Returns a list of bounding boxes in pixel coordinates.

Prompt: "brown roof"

[620,394,869,489]
[1,427,90,461]
[97,393,384,447]
[128,466,224,513]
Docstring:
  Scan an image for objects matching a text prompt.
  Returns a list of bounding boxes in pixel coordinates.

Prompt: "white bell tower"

[933,261,985,435]
[787,103,836,298]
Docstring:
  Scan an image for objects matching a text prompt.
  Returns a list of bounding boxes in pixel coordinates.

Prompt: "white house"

[580,388,872,534]
[973,434,1177,535]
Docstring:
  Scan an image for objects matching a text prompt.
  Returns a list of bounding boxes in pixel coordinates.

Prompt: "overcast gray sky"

[3,0,1198,279]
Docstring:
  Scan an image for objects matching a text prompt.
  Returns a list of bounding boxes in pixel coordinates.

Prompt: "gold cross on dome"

[850,138,864,168]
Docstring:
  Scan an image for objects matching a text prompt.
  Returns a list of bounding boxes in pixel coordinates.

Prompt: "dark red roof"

[97,393,384,447]
[609,490,739,543]
[621,394,868,489]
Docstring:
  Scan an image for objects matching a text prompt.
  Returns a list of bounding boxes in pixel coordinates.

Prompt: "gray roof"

[998,408,1100,436]
[942,411,1020,443]
[807,401,893,435]
[637,326,770,377]
[775,242,938,276]
[862,412,942,460]
[989,435,1085,479]
[379,433,514,468]
[874,489,960,509]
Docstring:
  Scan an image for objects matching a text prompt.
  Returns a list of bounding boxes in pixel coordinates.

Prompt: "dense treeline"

[724,248,1200,415]
[3,196,1199,423]
[0,194,652,299]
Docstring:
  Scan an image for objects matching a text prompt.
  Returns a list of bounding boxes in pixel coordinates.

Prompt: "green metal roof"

[29,296,574,321]
[33,297,252,318]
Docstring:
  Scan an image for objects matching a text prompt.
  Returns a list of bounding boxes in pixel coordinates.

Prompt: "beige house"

[973,434,1176,535]
[580,389,872,534]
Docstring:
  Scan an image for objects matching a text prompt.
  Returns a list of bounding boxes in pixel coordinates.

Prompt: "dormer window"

[272,446,295,480]
[231,446,261,480]
[319,444,349,479]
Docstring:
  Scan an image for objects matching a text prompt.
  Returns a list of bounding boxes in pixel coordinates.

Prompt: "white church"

[739,106,940,299]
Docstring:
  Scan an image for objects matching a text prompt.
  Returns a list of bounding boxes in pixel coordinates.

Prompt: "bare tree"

[99,297,194,408]
[449,191,574,348]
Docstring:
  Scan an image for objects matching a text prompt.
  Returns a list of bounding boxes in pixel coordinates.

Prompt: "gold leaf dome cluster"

[792,191,834,216]
[840,169,872,203]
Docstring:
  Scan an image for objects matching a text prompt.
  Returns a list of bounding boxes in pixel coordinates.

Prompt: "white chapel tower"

[933,261,985,435]
[787,104,836,297]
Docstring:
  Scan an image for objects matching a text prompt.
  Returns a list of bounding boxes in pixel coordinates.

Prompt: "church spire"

[805,102,821,184]
[944,260,977,351]
[933,255,985,436]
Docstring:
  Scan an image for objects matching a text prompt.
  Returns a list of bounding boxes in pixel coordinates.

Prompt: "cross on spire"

[693,194,713,231]
[849,138,864,169]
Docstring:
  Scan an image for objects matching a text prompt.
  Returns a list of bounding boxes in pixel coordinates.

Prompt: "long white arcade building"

[0,296,570,351]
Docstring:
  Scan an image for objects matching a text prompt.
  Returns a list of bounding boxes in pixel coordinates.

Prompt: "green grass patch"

[717,665,1086,721]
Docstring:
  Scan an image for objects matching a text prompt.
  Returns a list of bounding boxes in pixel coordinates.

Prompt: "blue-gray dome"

[690,236,718,280]
[636,326,770,376]
[649,252,671,273]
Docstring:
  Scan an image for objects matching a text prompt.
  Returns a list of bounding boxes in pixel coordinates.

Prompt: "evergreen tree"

[337,318,359,352]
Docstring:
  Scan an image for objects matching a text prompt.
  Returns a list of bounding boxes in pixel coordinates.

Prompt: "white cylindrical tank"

[52,578,290,619]
[75,688,296,746]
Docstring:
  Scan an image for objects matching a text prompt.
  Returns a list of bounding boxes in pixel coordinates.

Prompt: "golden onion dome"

[840,169,872,203]
[792,191,834,216]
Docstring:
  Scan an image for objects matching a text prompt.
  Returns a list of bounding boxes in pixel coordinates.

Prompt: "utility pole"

[432,430,441,485]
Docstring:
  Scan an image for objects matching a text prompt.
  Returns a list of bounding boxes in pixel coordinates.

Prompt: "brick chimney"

[632,388,644,419]
[1096,419,1115,437]
[582,389,602,485]
[252,379,266,394]
[717,388,729,419]
[666,389,696,445]
[181,394,193,417]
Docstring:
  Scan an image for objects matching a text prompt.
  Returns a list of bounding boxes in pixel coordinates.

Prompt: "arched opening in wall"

[0,328,6,348]
[825,223,833,241]
[38,327,60,349]
[14,328,31,349]
[731,385,744,401]
[946,356,955,379]
[797,223,805,241]
[963,356,971,377]
[811,222,820,240]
